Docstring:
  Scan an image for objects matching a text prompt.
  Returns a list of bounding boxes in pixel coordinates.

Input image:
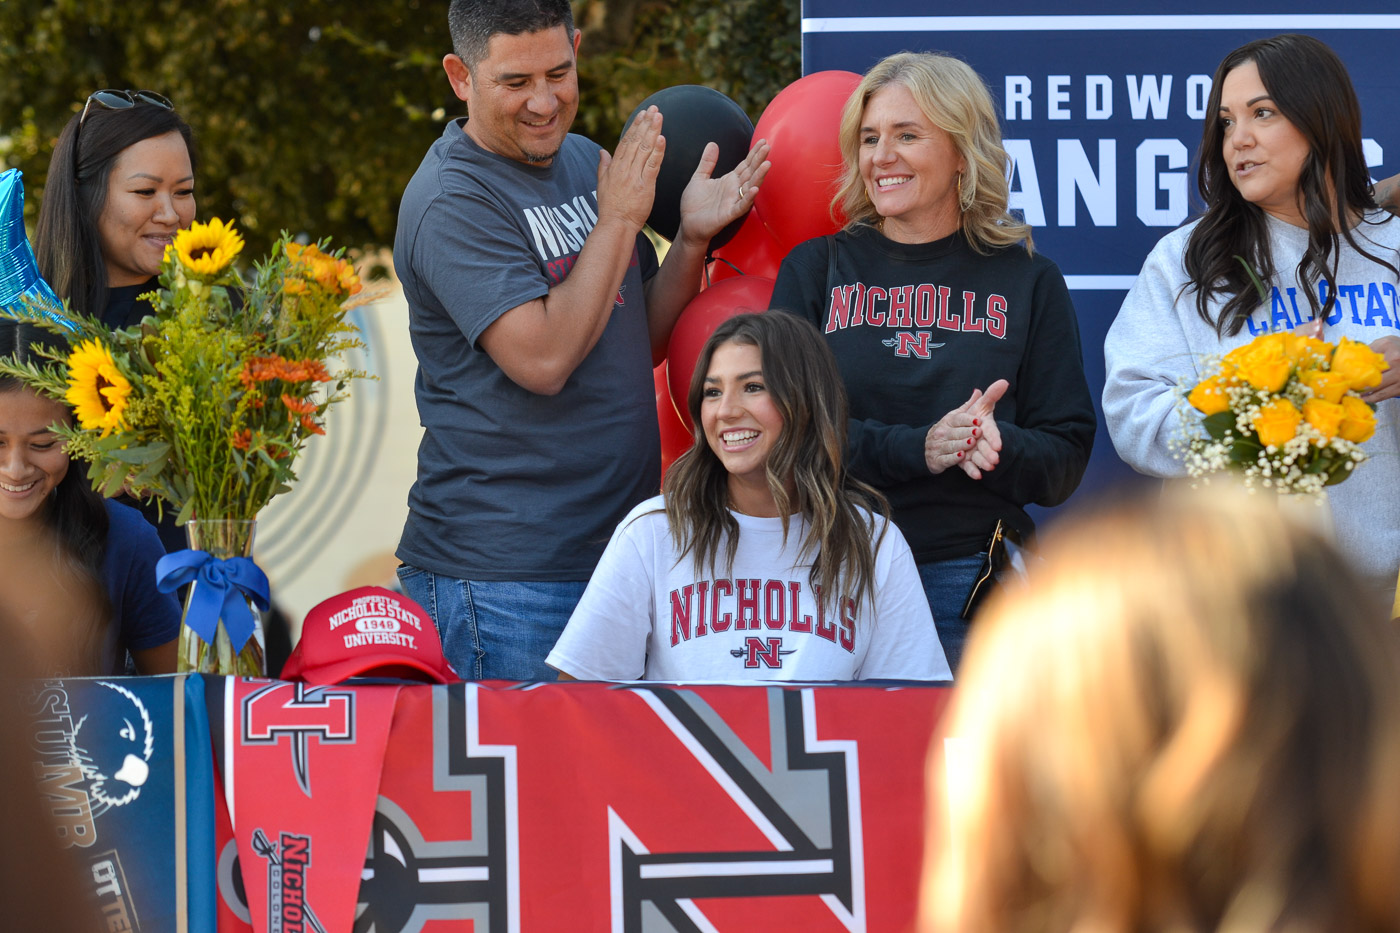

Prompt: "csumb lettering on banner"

[800,5,1399,284]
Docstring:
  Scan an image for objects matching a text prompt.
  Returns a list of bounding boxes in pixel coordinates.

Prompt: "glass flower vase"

[175,518,267,676]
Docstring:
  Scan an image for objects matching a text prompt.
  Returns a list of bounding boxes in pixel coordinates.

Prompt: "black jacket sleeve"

[977,261,1096,507]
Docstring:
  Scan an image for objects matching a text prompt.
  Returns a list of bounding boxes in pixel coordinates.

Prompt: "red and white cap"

[281,586,458,685]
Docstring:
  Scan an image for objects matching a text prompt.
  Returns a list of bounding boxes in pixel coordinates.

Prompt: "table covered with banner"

[24,675,951,933]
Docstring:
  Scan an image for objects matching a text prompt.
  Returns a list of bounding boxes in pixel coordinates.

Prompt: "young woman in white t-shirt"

[547,311,949,682]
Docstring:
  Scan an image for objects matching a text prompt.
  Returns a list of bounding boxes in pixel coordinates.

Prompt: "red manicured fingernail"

[957,451,963,458]
[966,438,974,445]
[973,419,980,426]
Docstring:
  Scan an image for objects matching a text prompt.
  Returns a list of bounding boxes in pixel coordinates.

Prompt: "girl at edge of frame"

[34,89,196,556]
[546,310,951,683]
[769,51,1097,674]
[0,320,179,675]
[1103,33,1400,606]
[920,483,1400,932]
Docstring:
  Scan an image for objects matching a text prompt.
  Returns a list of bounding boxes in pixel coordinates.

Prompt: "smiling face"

[1219,60,1312,228]
[0,387,70,526]
[858,82,966,244]
[448,25,581,166]
[96,131,196,288]
[701,340,785,515]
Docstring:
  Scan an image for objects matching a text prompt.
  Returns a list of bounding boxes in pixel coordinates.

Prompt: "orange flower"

[1302,398,1345,442]
[1253,397,1301,447]
[1188,376,1230,415]
[1338,395,1378,443]
[1298,368,1349,404]
[301,413,326,436]
[285,242,362,296]
[281,393,318,415]
[1233,334,1292,393]
[231,429,253,450]
[241,355,286,387]
[1331,337,1387,393]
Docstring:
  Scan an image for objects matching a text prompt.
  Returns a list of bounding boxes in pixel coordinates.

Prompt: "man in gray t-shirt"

[394,0,770,682]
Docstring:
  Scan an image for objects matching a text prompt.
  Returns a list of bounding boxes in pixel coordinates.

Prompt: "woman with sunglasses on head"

[37,90,193,329]
[547,311,950,683]
[34,89,194,553]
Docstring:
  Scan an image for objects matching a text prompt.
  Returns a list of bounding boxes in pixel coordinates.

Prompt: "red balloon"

[708,208,786,283]
[752,70,861,253]
[667,275,775,429]
[654,361,693,478]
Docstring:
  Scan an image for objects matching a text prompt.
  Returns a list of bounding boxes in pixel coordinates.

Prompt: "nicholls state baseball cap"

[281,586,458,684]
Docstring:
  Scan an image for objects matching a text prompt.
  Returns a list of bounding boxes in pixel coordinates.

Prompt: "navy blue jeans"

[396,565,586,682]
[917,553,985,677]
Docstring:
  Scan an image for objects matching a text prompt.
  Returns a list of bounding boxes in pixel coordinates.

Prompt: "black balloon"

[621,85,754,250]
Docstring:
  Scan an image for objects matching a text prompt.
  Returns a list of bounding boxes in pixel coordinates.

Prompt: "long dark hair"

[34,98,197,319]
[0,321,109,584]
[1183,34,1396,337]
[662,311,888,612]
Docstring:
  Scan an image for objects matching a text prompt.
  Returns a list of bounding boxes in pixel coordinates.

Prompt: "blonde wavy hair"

[834,51,1031,254]
[922,484,1400,933]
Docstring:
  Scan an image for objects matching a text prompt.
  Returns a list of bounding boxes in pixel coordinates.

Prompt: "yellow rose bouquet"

[1178,330,1386,494]
[0,218,373,674]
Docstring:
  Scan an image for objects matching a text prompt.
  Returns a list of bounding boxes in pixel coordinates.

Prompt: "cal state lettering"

[670,578,856,654]
[826,281,1007,340]
[1245,280,1400,336]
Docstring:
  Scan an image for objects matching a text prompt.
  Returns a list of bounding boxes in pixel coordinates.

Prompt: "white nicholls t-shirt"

[547,496,951,682]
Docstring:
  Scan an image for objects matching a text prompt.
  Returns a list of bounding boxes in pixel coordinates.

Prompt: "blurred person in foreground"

[922,484,1400,933]
[0,619,104,932]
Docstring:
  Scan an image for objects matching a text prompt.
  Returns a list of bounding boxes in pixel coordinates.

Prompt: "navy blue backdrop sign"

[800,2,1400,500]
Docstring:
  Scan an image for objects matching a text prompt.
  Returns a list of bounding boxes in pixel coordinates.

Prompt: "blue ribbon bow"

[156,549,271,653]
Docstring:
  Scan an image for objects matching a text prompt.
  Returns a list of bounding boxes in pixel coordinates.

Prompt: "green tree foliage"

[0,0,798,259]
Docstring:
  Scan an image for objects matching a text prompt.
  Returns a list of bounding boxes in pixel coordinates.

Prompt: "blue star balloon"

[0,168,72,328]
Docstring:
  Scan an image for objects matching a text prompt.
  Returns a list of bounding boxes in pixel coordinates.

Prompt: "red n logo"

[743,637,784,669]
[894,331,932,359]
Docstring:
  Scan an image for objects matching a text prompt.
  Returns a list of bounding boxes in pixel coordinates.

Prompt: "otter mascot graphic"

[70,680,156,816]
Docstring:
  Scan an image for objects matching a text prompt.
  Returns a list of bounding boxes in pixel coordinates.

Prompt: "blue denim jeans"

[917,553,985,677]
[396,565,586,682]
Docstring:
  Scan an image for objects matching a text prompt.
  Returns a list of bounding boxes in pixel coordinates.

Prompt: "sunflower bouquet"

[1177,330,1387,495]
[1,218,371,673]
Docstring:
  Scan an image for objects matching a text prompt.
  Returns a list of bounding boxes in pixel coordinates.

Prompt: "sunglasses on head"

[73,89,175,182]
[79,89,174,127]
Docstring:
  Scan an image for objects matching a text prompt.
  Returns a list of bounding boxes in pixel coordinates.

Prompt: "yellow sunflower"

[171,217,245,278]
[65,340,132,435]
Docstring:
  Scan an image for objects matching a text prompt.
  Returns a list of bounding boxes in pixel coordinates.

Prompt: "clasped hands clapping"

[925,379,1009,480]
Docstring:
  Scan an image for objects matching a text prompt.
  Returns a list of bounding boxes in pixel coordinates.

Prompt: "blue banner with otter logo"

[25,675,215,933]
